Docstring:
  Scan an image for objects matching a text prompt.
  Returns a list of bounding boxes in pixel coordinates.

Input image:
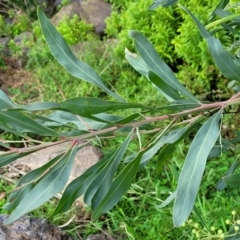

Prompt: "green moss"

[0,11,31,38]
[57,14,96,46]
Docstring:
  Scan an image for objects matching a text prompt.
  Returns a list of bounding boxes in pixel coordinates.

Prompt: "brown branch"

[3,96,240,155]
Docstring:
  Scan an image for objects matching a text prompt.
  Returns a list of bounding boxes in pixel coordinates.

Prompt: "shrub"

[1,1,240,239]
[105,0,235,95]
[56,14,96,46]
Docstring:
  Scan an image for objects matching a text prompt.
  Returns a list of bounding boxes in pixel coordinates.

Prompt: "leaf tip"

[129,30,138,39]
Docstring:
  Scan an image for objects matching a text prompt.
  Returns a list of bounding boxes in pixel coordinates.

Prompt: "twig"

[58,214,76,228]
[8,165,26,176]
[0,175,16,184]
[75,219,113,240]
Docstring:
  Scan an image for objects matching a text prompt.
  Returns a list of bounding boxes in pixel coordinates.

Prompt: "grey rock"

[80,0,111,35]
[13,31,34,55]
[0,228,6,240]
[14,142,103,182]
[51,1,86,26]
[5,31,35,68]
[0,37,10,56]
[51,0,111,35]
[14,32,33,47]
[12,142,103,208]
[54,0,82,7]
[0,214,72,240]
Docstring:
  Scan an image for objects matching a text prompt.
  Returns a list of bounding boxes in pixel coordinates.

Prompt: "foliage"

[24,14,97,102]
[0,0,56,19]
[26,25,153,104]
[56,15,96,46]
[2,0,240,239]
[105,0,236,96]
[0,11,31,38]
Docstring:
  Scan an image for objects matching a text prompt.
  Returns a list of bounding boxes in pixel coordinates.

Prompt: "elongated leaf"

[92,152,142,220]
[0,111,58,136]
[149,0,178,10]
[193,205,208,230]
[34,114,66,127]
[209,0,229,21]
[208,139,231,159]
[8,102,61,111]
[0,89,15,108]
[8,152,68,205]
[45,111,107,130]
[157,144,177,174]
[216,159,240,190]
[52,151,115,215]
[156,191,176,208]
[93,113,122,123]
[214,9,240,23]
[221,23,240,36]
[5,146,78,224]
[180,5,240,82]
[37,8,123,102]
[44,111,121,128]
[84,130,133,209]
[0,122,27,139]
[159,99,200,112]
[173,110,222,227]
[10,98,154,116]
[148,71,181,101]
[141,122,198,166]
[60,98,154,116]
[129,30,199,102]
[0,142,10,149]
[152,101,201,113]
[157,121,201,173]
[0,152,34,167]
[125,48,150,76]
[208,37,240,82]
[125,48,180,102]
[113,113,141,125]
[0,96,15,110]
[223,173,240,188]
[4,184,34,211]
[179,5,211,39]
[140,122,174,166]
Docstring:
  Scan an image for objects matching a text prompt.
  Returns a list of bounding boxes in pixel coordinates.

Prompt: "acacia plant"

[1,0,240,234]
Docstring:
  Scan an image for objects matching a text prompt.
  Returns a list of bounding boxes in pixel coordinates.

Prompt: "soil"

[0,53,34,98]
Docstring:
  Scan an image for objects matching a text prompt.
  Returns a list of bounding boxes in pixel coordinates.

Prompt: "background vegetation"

[1,0,240,239]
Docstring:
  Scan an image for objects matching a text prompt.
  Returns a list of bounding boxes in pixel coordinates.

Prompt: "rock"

[0,37,10,56]
[51,0,111,35]
[80,0,111,35]
[14,32,33,50]
[51,1,86,26]
[54,0,81,8]
[0,214,72,240]
[14,142,103,183]
[5,31,35,68]
[8,143,103,211]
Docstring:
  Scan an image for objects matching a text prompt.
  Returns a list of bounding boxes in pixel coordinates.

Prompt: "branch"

[4,96,240,155]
